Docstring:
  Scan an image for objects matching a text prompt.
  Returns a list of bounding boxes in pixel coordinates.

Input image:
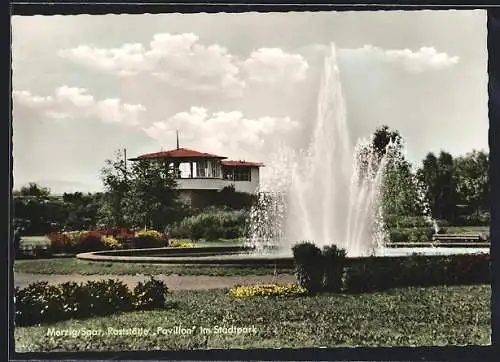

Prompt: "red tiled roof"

[221,160,264,167]
[129,148,227,161]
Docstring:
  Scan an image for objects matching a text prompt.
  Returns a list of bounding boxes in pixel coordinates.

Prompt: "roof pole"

[176,130,180,149]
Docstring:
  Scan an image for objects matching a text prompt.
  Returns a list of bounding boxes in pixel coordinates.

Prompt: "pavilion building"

[128,144,263,207]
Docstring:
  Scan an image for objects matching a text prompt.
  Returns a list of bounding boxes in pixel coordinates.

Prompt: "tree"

[417,151,458,221]
[125,159,180,229]
[99,151,181,230]
[372,125,403,161]
[453,150,489,215]
[381,159,424,217]
[14,182,51,198]
[99,150,131,227]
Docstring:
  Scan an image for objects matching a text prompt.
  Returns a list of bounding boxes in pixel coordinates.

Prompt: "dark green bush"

[85,279,134,316]
[384,215,432,229]
[14,277,169,326]
[133,276,169,310]
[76,232,105,252]
[322,245,347,292]
[388,227,435,243]
[170,208,248,241]
[14,282,64,326]
[343,254,490,293]
[292,242,324,295]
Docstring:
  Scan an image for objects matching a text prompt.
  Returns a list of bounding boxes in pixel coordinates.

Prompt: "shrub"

[169,240,194,248]
[169,208,248,241]
[384,215,433,229]
[46,232,72,253]
[227,284,307,299]
[14,279,143,326]
[102,235,123,249]
[292,242,324,295]
[133,229,165,248]
[322,245,347,292]
[77,231,105,252]
[388,227,435,243]
[343,254,490,293]
[133,277,169,310]
[14,282,64,326]
[85,279,134,316]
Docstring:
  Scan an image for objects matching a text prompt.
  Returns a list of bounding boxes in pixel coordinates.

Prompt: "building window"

[196,161,206,177]
[234,167,251,182]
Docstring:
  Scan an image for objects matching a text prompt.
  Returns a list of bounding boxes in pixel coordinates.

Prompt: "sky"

[12,10,488,193]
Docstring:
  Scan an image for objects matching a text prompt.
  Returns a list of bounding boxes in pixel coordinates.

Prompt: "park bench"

[431,234,483,243]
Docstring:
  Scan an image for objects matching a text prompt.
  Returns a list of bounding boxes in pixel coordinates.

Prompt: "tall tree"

[125,159,179,229]
[99,151,180,230]
[372,125,403,161]
[99,150,131,227]
[453,150,489,215]
[417,151,458,221]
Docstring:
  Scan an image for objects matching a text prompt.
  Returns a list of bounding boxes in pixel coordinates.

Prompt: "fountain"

[247,44,394,257]
[246,43,488,258]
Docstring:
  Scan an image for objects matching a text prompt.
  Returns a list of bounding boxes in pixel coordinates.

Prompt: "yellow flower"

[102,235,123,249]
[227,284,306,299]
[169,240,194,248]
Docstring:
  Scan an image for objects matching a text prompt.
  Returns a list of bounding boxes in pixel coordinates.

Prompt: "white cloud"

[342,45,459,73]
[59,33,313,97]
[142,106,300,161]
[59,33,246,97]
[13,86,146,126]
[241,48,309,84]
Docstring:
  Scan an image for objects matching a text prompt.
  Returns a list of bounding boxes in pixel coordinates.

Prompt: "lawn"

[14,258,289,276]
[14,284,491,352]
[444,226,489,235]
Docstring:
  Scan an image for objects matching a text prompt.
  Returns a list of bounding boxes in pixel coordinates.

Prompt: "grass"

[14,284,491,351]
[14,258,290,276]
[444,226,489,235]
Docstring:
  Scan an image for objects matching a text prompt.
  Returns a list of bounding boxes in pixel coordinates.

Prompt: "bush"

[133,277,169,310]
[14,277,169,326]
[292,242,324,295]
[453,212,491,226]
[14,282,64,326]
[133,229,166,248]
[343,254,490,293]
[85,279,134,316]
[227,284,307,299]
[77,231,105,252]
[384,215,433,229]
[169,208,248,241]
[46,232,72,253]
[102,235,123,249]
[388,227,435,243]
[322,245,347,292]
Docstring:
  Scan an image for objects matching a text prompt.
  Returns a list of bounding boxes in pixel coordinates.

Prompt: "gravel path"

[14,273,296,290]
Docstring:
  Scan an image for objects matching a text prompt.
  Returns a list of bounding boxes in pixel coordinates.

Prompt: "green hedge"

[14,277,169,326]
[343,254,490,293]
[388,227,436,243]
[169,208,248,241]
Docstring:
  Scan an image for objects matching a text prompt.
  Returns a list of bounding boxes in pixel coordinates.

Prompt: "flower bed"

[45,228,167,254]
[227,284,307,299]
[169,239,194,248]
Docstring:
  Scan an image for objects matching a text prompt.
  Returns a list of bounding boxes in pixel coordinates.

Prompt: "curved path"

[14,273,296,291]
